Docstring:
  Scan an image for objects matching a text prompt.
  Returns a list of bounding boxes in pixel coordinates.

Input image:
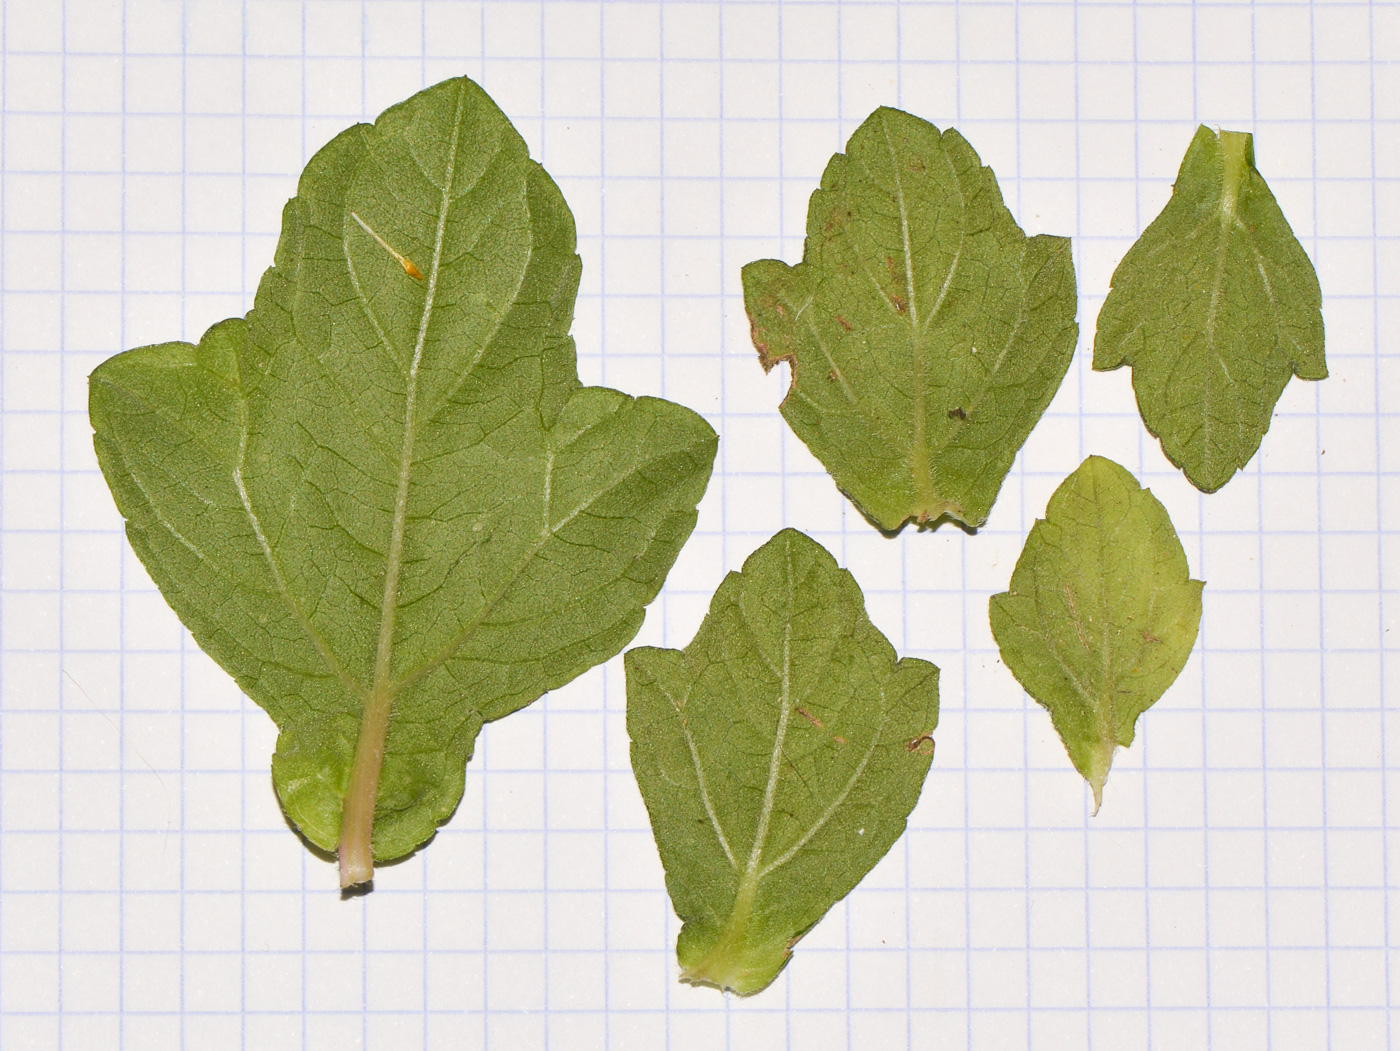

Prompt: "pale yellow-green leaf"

[989,457,1203,810]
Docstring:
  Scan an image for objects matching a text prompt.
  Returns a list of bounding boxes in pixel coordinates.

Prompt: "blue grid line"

[56,0,69,1042]
[1372,3,1393,1049]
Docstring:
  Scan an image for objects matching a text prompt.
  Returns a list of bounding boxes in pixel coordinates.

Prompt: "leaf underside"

[1093,125,1326,493]
[989,456,1203,810]
[89,76,717,879]
[742,106,1078,532]
[627,528,939,995]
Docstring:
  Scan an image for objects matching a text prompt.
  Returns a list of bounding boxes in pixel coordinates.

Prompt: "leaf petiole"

[1217,129,1250,220]
[338,684,393,887]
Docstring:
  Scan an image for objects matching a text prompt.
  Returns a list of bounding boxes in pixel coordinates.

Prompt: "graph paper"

[0,0,1393,1047]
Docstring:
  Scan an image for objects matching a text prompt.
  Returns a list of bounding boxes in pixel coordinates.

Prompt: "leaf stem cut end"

[339,849,373,890]
[337,685,394,889]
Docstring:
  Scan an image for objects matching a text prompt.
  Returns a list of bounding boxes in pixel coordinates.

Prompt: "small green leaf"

[1093,125,1326,492]
[627,529,938,995]
[989,456,1203,811]
[742,106,1078,531]
[89,76,717,887]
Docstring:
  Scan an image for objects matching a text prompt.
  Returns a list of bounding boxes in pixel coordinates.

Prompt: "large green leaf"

[742,106,1078,531]
[989,456,1203,810]
[1093,125,1326,492]
[89,76,716,886]
[626,529,938,995]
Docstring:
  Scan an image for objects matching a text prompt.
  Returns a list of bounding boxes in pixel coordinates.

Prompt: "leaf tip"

[1084,741,1115,816]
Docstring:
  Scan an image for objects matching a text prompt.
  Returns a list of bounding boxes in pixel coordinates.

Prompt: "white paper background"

[0,1,1394,1048]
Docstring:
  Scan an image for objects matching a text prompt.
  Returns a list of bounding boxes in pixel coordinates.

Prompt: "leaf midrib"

[372,88,466,698]
[1090,466,1117,749]
[875,115,974,519]
[743,540,797,883]
[336,80,470,883]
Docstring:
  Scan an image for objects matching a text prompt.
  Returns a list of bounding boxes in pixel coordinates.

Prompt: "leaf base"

[678,929,792,997]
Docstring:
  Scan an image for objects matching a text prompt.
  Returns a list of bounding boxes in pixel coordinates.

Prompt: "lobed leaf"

[627,529,938,995]
[989,456,1203,810]
[89,76,717,886]
[1093,125,1326,492]
[743,106,1078,531]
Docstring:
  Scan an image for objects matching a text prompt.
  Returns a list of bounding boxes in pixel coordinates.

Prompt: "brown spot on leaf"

[822,208,851,236]
[835,315,853,332]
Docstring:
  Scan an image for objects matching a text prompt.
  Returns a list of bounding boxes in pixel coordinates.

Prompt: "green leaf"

[988,456,1203,811]
[742,106,1078,532]
[89,76,717,887]
[1093,125,1327,492]
[626,528,939,995]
